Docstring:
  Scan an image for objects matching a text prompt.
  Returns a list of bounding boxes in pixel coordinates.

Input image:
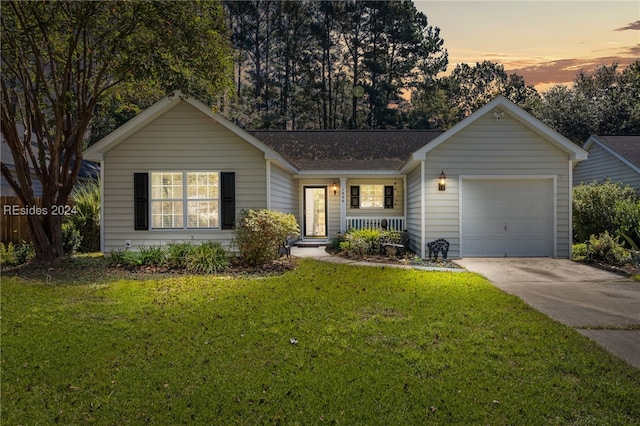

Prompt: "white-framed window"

[360,184,384,209]
[150,171,219,229]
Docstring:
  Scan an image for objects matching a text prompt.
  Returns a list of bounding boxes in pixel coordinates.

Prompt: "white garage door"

[461,179,554,257]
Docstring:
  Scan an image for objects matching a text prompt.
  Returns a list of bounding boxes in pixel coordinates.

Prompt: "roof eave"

[583,135,640,173]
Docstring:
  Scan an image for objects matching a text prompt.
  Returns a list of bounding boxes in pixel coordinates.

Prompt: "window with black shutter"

[350,186,360,208]
[134,173,149,230]
[221,172,236,229]
[384,185,394,209]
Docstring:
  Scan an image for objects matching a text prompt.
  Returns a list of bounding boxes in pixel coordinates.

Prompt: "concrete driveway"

[454,258,640,369]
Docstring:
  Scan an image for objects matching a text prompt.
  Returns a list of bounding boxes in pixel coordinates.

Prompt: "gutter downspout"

[421,160,426,259]
[99,161,105,253]
[568,159,573,259]
[340,177,347,233]
[266,160,271,210]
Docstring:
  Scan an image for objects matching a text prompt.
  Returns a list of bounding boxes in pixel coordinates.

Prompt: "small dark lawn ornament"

[427,239,449,260]
[278,239,291,258]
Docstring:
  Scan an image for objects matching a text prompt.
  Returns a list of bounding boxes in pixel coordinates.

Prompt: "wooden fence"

[1,196,38,244]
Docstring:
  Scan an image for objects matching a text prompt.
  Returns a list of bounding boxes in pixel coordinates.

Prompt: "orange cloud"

[507,56,637,89]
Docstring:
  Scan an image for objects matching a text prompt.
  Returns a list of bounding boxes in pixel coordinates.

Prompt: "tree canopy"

[1,0,232,262]
[529,61,640,143]
[222,0,447,129]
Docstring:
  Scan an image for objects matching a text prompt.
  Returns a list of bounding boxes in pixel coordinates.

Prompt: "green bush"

[380,230,402,245]
[167,241,194,269]
[233,209,300,266]
[614,199,640,250]
[106,248,143,267]
[1,242,17,266]
[339,228,403,257]
[572,242,587,260]
[573,180,639,245]
[66,178,101,252]
[587,232,630,265]
[108,242,231,273]
[16,241,35,265]
[3,241,35,266]
[344,228,381,255]
[138,246,167,266]
[62,222,82,255]
[185,241,229,274]
[327,235,343,252]
[106,248,127,267]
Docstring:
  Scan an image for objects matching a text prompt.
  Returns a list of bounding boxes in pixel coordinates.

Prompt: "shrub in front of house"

[62,222,82,255]
[586,231,630,266]
[0,241,35,267]
[573,180,639,246]
[138,245,167,266]
[107,241,230,273]
[572,243,588,261]
[233,209,300,266]
[59,178,101,254]
[185,241,229,274]
[167,241,194,269]
[339,228,403,257]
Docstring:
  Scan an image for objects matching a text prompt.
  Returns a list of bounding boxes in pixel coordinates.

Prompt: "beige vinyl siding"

[102,101,267,252]
[573,143,640,191]
[269,162,299,218]
[423,112,572,258]
[405,166,423,254]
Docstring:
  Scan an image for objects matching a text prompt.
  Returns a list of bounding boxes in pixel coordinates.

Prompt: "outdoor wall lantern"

[332,181,338,195]
[438,170,446,191]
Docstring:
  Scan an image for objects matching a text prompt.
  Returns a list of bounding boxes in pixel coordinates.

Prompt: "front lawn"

[2,258,639,424]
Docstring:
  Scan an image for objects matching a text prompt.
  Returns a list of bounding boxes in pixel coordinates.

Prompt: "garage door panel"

[461,179,553,257]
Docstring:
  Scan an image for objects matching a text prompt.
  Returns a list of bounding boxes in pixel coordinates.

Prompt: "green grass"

[2,259,639,425]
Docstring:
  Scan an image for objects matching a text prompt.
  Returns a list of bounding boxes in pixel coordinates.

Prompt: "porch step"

[294,242,326,248]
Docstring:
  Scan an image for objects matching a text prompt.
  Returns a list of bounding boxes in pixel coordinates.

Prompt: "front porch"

[346,216,405,231]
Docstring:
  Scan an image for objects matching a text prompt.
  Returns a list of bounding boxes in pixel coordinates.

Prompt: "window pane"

[151,172,182,199]
[187,172,219,199]
[360,185,384,208]
[152,201,183,228]
[187,201,219,228]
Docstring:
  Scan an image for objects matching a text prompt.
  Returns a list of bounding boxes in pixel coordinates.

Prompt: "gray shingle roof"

[595,135,640,169]
[248,130,444,170]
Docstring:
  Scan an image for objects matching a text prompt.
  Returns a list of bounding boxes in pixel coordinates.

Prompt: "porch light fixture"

[332,181,338,195]
[438,170,446,191]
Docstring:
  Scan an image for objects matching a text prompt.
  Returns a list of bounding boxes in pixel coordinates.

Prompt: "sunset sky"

[414,1,640,91]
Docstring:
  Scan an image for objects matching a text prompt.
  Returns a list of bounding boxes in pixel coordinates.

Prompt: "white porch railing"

[346,216,405,231]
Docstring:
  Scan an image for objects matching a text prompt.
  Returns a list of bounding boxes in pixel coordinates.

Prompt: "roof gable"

[409,95,588,164]
[583,135,640,173]
[83,91,295,171]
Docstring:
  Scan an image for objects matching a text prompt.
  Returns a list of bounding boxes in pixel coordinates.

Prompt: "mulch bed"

[576,259,640,277]
[334,251,462,269]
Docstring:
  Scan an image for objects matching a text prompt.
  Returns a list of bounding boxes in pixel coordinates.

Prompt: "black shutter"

[221,172,236,229]
[384,185,394,209]
[134,173,149,230]
[350,186,360,208]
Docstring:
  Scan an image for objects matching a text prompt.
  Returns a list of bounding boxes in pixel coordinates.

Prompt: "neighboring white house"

[573,135,640,192]
[83,92,588,258]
